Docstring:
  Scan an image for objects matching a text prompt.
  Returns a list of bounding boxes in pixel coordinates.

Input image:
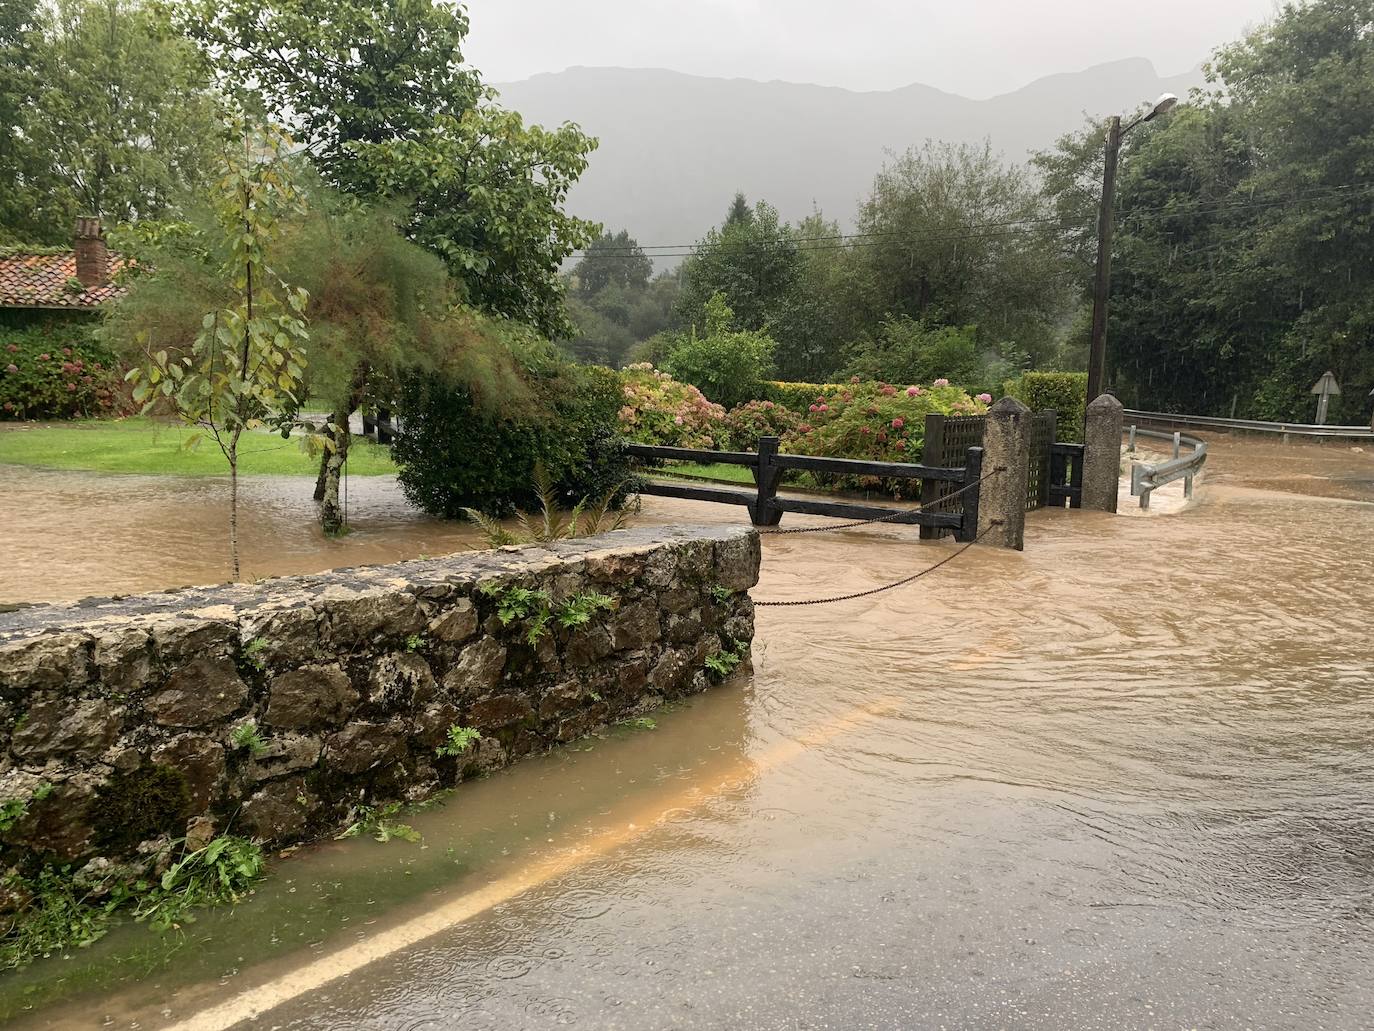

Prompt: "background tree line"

[562,0,1374,424]
[4,0,1374,428]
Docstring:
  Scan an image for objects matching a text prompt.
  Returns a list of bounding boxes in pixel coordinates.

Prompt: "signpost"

[1311,371,1340,425]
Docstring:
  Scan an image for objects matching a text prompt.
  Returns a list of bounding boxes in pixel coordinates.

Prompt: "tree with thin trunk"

[123,120,310,580]
[276,197,543,536]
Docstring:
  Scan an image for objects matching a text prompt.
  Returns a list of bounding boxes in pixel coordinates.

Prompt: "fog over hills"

[494,59,1205,261]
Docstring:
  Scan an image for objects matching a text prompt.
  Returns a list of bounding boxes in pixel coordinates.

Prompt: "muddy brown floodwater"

[2,437,1373,1030]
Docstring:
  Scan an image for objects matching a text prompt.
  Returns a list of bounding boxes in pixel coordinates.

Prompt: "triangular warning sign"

[1310,370,1341,395]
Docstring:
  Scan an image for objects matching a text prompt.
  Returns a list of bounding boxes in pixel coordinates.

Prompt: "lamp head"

[1143,93,1179,122]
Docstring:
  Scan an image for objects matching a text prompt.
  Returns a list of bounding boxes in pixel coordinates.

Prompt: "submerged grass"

[0,835,264,972]
[0,418,396,477]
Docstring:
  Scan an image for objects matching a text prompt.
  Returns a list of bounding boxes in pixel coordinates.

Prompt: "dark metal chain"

[753,521,1004,607]
[757,465,1006,535]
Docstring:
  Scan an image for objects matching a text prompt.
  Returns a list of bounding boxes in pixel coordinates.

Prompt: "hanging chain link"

[753,520,1004,607]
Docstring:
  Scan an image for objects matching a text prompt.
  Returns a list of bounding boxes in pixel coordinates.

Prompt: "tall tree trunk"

[319,411,350,536]
[319,361,371,535]
[228,427,243,581]
[313,447,329,502]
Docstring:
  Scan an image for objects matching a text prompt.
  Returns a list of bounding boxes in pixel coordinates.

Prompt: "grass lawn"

[651,461,758,485]
[0,418,397,476]
[655,461,857,498]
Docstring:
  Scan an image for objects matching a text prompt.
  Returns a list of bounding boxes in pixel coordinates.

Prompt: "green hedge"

[392,362,635,517]
[1004,372,1088,443]
[758,380,844,411]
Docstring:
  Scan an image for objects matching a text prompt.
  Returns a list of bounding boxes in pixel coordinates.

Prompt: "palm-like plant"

[463,463,630,548]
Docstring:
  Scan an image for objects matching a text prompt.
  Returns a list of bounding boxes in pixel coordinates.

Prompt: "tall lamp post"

[1085,92,1179,405]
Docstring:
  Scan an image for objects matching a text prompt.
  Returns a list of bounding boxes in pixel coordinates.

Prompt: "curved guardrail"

[1124,408,1374,441]
[1126,426,1207,510]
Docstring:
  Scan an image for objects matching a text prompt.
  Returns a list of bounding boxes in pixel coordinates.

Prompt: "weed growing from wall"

[436,725,481,758]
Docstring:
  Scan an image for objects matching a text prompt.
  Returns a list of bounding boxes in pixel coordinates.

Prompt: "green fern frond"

[461,507,518,547]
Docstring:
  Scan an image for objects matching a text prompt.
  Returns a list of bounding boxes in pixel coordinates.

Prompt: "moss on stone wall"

[94,765,191,850]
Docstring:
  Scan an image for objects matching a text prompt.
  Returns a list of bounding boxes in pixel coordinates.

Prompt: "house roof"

[0,250,127,310]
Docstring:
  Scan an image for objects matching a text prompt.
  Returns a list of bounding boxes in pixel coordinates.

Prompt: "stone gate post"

[1082,394,1124,512]
[978,397,1030,550]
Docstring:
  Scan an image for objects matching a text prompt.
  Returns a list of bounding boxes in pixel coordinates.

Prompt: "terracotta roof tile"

[0,251,127,310]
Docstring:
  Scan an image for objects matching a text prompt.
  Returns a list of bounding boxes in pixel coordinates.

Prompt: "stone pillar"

[1082,394,1124,513]
[977,397,1030,550]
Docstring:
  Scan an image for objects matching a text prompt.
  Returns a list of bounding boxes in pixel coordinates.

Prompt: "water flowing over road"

[2,437,1372,1029]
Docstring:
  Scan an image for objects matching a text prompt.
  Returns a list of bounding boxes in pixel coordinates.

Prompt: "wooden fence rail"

[626,437,983,540]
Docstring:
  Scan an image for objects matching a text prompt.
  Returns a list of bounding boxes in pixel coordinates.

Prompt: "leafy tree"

[1208,0,1374,420]
[1106,103,1265,414]
[110,180,545,534]
[1038,0,1374,420]
[857,141,1072,368]
[765,213,876,381]
[562,295,635,367]
[185,0,599,339]
[675,199,801,336]
[841,320,985,388]
[2,0,220,242]
[280,198,546,533]
[117,122,311,581]
[186,0,480,195]
[662,293,776,409]
[0,0,40,243]
[574,230,654,296]
[562,272,679,368]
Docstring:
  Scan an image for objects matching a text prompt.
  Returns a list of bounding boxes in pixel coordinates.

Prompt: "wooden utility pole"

[1086,115,1123,408]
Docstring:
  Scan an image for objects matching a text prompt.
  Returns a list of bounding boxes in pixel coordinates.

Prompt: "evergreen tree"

[725,191,752,226]
[574,230,654,297]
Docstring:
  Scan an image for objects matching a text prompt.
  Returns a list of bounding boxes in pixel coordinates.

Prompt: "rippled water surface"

[2,439,1373,1029]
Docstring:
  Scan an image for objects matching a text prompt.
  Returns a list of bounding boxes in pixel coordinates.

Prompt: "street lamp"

[1085,93,1179,406]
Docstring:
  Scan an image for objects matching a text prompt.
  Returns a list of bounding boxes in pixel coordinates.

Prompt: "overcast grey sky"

[465,0,1280,97]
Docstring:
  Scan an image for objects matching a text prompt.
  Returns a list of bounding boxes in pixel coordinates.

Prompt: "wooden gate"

[919,408,1063,538]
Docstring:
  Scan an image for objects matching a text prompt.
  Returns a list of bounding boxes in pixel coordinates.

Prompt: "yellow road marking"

[165,696,901,1031]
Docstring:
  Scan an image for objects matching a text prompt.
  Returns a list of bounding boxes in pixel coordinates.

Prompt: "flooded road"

[2,438,1374,1029]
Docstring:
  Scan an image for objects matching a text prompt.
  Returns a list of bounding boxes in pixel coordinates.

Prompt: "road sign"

[1311,370,1340,425]
[1310,371,1341,395]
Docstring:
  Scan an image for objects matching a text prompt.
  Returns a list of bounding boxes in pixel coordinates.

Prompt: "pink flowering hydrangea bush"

[618,364,726,449]
[780,378,989,496]
[0,322,128,420]
[721,399,804,451]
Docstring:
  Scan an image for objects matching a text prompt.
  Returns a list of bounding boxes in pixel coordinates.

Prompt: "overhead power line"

[566,179,1374,259]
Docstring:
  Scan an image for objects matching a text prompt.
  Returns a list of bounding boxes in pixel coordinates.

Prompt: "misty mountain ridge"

[494,58,1206,262]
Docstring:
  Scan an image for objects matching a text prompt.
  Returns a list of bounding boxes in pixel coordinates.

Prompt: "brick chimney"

[73,216,108,289]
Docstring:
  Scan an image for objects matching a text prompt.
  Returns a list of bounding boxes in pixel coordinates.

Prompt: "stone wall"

[0,526,759,868]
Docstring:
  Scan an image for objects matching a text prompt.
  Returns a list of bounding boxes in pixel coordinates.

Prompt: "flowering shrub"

[618,364,726,448]
[0,321,128,420]
[721,399,804,451]
[781,379,989,496]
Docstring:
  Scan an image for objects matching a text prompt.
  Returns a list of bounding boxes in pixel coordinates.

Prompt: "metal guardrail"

[1123,408,1374,441]
[1125,426,1207,509]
